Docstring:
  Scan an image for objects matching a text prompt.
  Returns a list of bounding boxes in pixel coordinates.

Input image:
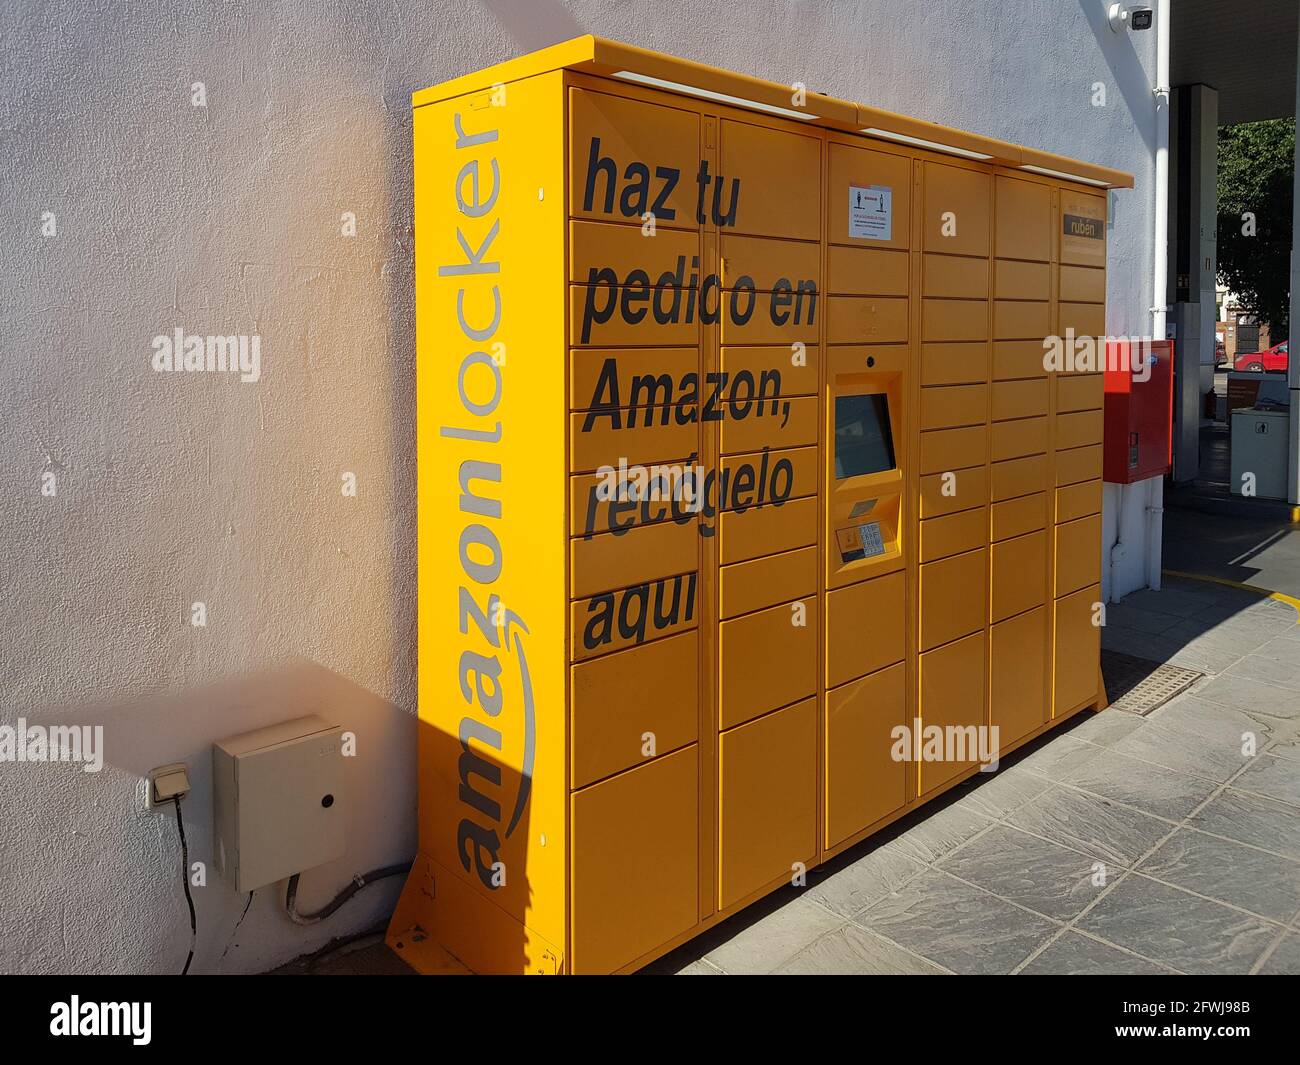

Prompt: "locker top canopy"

[412,35,1135,191]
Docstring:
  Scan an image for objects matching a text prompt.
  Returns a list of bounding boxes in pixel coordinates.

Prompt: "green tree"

[1217,118,1294,341]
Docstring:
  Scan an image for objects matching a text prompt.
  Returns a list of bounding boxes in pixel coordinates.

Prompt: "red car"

[1234,340,1287,372]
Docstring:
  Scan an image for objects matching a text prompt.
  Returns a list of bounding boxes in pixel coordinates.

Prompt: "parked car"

[1215,337,1227,366]
[1234,340,1287,373]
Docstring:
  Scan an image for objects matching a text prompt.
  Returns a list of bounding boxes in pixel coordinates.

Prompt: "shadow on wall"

[0,659,414,975]
[1075,0,1157,154]
[481,0,585,51]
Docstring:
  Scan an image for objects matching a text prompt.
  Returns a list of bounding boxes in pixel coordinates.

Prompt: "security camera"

[1108,4,1153,32]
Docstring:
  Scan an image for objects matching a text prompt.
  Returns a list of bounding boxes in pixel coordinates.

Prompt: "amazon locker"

[387,37,1133,975]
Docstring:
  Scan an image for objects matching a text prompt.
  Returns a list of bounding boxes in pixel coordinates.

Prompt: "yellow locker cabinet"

[387,37,1131,975]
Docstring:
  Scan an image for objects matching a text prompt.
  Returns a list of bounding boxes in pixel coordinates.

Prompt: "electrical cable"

[284,862,411,926]
[219,890,255,962]
[172,795,197,975]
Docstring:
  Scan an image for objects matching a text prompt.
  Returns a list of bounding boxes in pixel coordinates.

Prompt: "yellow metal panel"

[827,143,912,250]
[568,87,700,228]
[991,416,1048,462]
[719,396,818,453]
[719,597,818,730]
[719,496,818,565]
[721,119,822,240]
[919,548,987,651]
[995,175,1053,261]
[720,233,822,292]
[570,631,699,788]
[920,465,988,518]
[1055,514,1103,597]
[920,506,987,563]
[718,699,818,909]
[993,300,1052,340]
[1056,479,1102,523]
[991,530,1047,622]
[993,340,1050,381]
[1053,584,1102,714]
[720,344,820,396]
[719,546,817,620]
[1060,190,1107,267]
[920,341,990,386]
[570,519,699,599]
[1060,301,1106,337]
[1056,373,1104,413]
[825,571,906,687]
[1059,264,1106,303]
[991,607,1048,746]
[990,492,1047,542]
[1056,409,1104,450]
[921,383,988,430]
[923,253,989,299]
[570,347,699,410]
[720,446,818,505]
[1056,444,1104,486]
[569,405,698,471]
[571,748,699,974]
[922,297,990,342]
[994,258,1051,301]
[825,663,907,848]
[569,219,700,282]
[991,453,1049,501]
[398,72,570,973]
[923,162,991,256]
[992,378,1048,421]
[918,631,986,793]
[920,425,988,474]
[571,572,700,661]
[825,295,910,344]
[827,245,910,295]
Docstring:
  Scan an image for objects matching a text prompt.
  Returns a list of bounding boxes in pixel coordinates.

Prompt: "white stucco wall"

[0,1,1157,974]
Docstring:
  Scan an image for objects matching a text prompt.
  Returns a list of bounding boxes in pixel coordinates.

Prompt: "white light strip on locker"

[860,127,993,160]
[1019,164,1111,187]
[610,70,819,121]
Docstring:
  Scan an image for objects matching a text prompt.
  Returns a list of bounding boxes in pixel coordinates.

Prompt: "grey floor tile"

[673,959,725,975]
[1121,587,1215,619]
[1077,874,1278,975]
[1019,931,1173,975]
[1193,673,1300,722]
[887,803,993,866]
[1058,746,1222,821]
[1138,827,1300,924]
[1257,932,1300,975]
[1107,603,1184,635]
[954,767,1052,820]
[1152,692,1296,749]
[1110,719,1253,783]
[775,923,947,975]
[1266,735,1300,762]
[938,824,1112,920]
[804,841,927,918]
[1015,735,1106,782]
[1226,653,1300,694]
[1254,633,1300,664]
[853,868,1057,975]
[1190,788,1300,860]
[1066,709,1146,748]
[1232,752,1300,809]
[1007,785,1172,868]
[703,896,845,975]
[1166,643,1248,676]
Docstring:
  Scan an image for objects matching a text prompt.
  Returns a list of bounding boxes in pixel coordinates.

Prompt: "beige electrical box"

[212,715,346,892]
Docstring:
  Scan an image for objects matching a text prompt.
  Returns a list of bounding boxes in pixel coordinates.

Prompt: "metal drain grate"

[1101,650,1203,716]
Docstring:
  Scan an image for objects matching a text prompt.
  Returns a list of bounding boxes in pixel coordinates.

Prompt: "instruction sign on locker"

[391,37,1130,977]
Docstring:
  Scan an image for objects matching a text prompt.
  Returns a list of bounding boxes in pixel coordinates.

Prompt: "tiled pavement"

[287,574,1299,977]
[642,575,1300,975]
